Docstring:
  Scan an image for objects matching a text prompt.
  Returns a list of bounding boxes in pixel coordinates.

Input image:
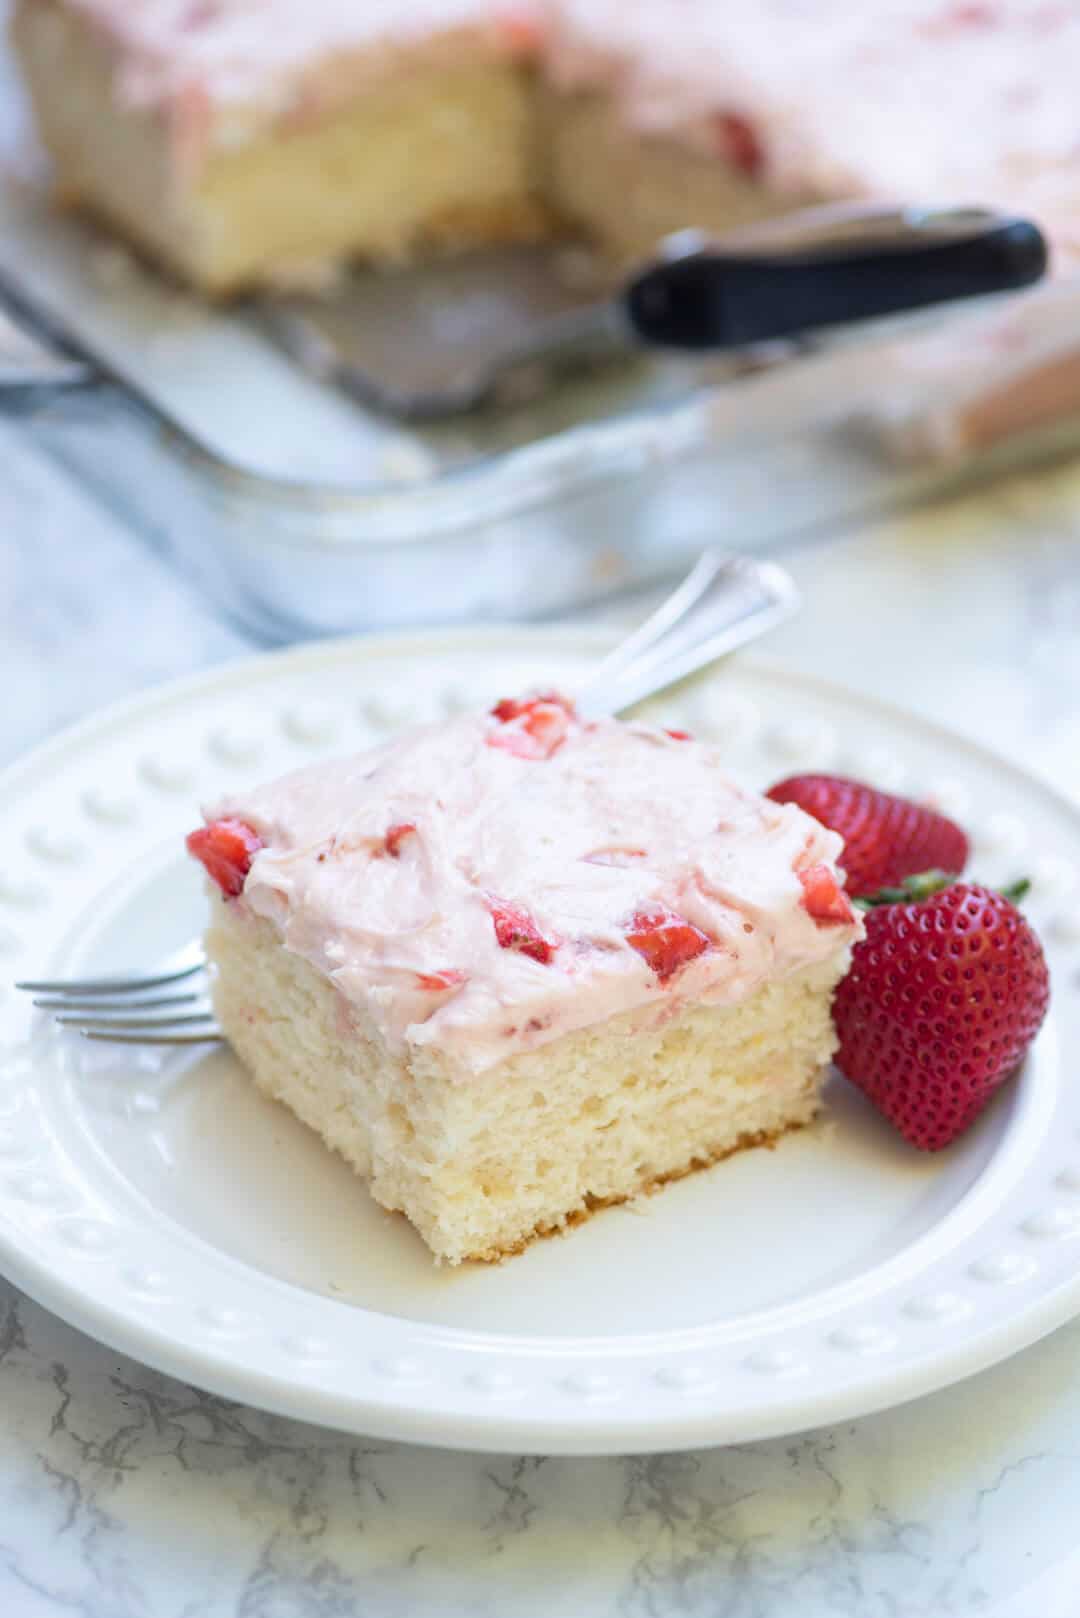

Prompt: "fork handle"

[577,554,800,719]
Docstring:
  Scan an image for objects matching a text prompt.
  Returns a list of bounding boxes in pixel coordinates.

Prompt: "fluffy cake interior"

[13,2,549,292]
[537,87,796,264]
[206,894,846,1264]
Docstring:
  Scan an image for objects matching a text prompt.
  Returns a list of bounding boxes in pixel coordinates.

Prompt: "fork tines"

[15,941,222,1045]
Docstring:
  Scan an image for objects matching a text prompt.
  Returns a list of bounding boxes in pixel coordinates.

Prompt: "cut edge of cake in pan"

[10,0,803,294]
[11,0,554,294]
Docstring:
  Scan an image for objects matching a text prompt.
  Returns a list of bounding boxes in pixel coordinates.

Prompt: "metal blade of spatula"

[257,203,1047,422]
[257,242,625,421]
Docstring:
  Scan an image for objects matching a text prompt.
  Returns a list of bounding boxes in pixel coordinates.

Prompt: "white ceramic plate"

[3,628,1080,1455]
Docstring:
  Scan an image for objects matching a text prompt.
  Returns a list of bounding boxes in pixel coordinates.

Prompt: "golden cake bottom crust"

[477,1119,809,1264]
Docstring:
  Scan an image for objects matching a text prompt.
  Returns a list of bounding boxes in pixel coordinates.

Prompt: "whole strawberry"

[766,774,969,898]
[833,877,1050,1150]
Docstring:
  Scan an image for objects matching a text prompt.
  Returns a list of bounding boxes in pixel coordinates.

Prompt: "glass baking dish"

[3,24,1080,646]
[10,329,1080,646]
[1,182,1078,643]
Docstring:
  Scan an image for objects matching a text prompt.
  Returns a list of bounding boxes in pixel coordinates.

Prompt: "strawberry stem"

[854,869,956,909]
[854,870,1032,910]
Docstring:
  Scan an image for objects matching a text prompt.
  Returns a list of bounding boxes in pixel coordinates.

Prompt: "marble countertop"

[5,411,1080,1617]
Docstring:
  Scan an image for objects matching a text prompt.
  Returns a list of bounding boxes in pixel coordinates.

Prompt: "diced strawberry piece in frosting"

[942,2,997,24]
[385,822,417,857]
[625,906,710,983]
[665,729,693,741]
[584,847,648,867]
[490,692,575,721]
[416,969,467,993]
[169,82,214,182]
[487,693,576,760]
[798,864,856,925]
[488,899,558,964]
[186,818,263,898]
[918,1,998,33]
[491,691,572,722]
[495,10,547,52]
[711,111,765,177]
[179,1,224,28]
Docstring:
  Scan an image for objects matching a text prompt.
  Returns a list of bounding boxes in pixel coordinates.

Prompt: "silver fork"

[16,938,216,1045]
[14,552,799,1046]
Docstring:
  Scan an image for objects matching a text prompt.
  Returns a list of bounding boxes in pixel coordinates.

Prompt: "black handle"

[624,215,1048,350]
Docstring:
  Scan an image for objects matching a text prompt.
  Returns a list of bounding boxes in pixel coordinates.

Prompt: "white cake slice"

[187,694,860,1263]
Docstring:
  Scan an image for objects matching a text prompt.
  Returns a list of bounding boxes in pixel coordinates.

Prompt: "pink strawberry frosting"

[202,702,860,1076]
[543,0,1080,257]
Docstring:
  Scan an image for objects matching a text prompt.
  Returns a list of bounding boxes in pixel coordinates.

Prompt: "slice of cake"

[186,695,861,1263]
[11,0,549,294]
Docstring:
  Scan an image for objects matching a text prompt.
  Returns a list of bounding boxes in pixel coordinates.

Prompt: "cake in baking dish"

[11,1,550,293]
[186,694,860,1264]
[14,0,1080,293]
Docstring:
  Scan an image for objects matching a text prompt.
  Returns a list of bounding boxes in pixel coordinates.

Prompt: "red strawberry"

[712,111,765,177]
[491,691,574,723]
[186,817,262,898]
[664,728,693,742]
[488,693,575,761]
[416,969,467,993]
[495,8,547,51]
[625,906,710,983]
[488,899,558,964]
[384,822,416,857]
[766,774,969,898]
[798,864,857,925]
[180,1,223,26]
[833,878,1050,1151]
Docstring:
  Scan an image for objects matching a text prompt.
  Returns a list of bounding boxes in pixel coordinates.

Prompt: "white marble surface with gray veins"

[4,1285,1080,1617]
[5,413,1080,1616]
